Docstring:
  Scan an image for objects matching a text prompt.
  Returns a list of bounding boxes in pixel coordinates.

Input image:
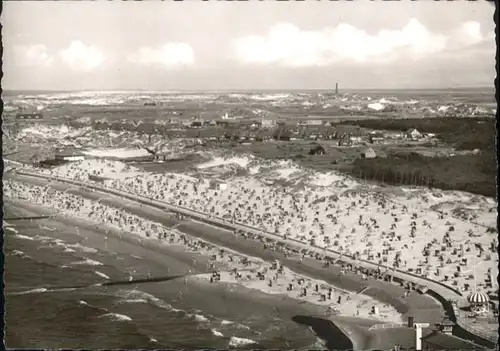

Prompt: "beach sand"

[5,178,404,325]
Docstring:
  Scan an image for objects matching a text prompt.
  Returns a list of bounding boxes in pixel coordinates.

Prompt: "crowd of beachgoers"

[18,155,498,300]
[4,179,403,323]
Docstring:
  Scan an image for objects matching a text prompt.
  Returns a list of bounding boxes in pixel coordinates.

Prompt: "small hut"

[361,147,377,159]
[309,144,326,156]
[467,291,490,311]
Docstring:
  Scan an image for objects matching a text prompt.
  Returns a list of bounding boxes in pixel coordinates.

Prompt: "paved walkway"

[12,170,498,344]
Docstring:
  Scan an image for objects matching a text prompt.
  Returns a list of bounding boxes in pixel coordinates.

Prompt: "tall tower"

[335,82,339,95]
[414,322,430,351]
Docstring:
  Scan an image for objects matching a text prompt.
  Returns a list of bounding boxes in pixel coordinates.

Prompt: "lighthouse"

[335,82,339,95]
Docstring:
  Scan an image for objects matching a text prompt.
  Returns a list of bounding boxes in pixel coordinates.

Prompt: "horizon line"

[3,86,494,93]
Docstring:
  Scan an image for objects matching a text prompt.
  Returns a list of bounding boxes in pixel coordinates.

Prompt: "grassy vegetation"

[339,117,497,198]
[339,117,495,151]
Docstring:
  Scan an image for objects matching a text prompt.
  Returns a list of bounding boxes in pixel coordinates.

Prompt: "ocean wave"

[50,287,77,293]
[221,320,234,325]
[95,271,110,279]
[70,258,103,266]
[13,234,34,240]
[39,225,57,231]
[119,298,148,304]
[66,243,98,253]
[12,288,48,295]
[98,313,132,322]
[130,255,143,260]
[34,234,54,241]
[5,227,19,234]
[211,329,224,337]
[77,300,109,314]
[117,289,179,312]
[228,336,257,347]
[193,314,210,323]
[236,324,251,330]
[11,249,30,258]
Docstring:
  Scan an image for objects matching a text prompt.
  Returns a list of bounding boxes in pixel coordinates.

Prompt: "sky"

[2,1,496,91]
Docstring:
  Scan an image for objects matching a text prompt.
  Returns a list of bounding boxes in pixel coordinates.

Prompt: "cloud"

[232,19,490,67]
[127,43,195,68]
[12,44,54,67]
[60,41,104,72]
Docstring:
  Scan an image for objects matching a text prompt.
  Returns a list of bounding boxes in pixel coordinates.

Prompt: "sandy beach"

[27,156,498,299]
[4,178,404,324]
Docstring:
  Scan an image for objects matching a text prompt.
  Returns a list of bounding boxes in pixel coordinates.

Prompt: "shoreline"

[5,188,407,350]
[4,178,409,319]
[5,198,364,348]
[5,176,446,351]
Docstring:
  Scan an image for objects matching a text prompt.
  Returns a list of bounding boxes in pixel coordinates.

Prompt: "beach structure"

[420,329,485,350]
[305,119,323,126]
[406,128,422,140]
[54,148,85,162]
[369,133,385,144]
[361,147,377,159]
[261,119,276,128]
[273,128,292,141]
[467,291,490,311]
[338,134,353,146]
[209,179,228,191]
[309,144,326,156]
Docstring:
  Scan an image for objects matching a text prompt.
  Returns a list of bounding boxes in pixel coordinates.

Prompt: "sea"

[4,203,334,349]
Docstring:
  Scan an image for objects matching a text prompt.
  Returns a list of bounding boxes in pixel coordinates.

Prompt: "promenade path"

[10,171,497,344]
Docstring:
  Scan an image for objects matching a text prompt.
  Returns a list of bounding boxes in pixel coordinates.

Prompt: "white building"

[209,179,228,191]
[261,119,276,128]
[406,128,423,140]
[306,119,323,125]
[55,148,85,162]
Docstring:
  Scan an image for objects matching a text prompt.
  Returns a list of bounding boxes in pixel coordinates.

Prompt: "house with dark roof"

[273,128,292,141]
[421,331,486,350]
[309,144,326,156]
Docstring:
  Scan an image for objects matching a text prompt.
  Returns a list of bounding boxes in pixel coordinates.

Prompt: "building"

[191,121,203,128]
[309,144,326,156]
[369,133,385,144]
[261,119,276,127]
[306,119,323,126]
[338,135,353,146]
[406,128,423,140]
[273,129,292,141]
[54,148,85,162]
[361,147,377,159]
[216,120,230,127]
[420,330,485,350]
[143,102,157,106]
[209,179,228,191]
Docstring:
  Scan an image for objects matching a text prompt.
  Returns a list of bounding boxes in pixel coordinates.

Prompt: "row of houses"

[337,128,431,147]
[186,119,277,129]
